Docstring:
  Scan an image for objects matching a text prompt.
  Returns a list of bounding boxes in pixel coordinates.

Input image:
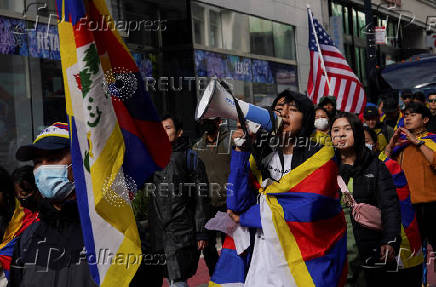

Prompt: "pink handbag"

[337,176,382,231]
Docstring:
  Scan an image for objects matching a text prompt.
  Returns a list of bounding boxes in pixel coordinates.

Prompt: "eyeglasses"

[428,99,436,103]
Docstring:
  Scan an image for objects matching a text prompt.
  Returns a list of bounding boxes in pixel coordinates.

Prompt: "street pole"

[364,0,377,103]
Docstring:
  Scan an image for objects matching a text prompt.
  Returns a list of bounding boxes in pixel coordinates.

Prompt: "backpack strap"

[186,149,198,172]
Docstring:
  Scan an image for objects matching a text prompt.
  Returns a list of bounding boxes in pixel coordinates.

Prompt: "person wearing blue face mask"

[9,122,97,287]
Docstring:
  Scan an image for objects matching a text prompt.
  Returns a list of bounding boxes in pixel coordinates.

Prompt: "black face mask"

[202,121,218,135]
[19,195,38,211]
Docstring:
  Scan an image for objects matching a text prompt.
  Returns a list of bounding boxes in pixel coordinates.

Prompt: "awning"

[381,55,436,89]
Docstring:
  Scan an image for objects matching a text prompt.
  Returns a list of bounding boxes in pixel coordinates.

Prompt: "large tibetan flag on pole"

[56,0,171,286]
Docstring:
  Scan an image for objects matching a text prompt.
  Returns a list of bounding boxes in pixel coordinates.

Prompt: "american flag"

[307,9,366,114]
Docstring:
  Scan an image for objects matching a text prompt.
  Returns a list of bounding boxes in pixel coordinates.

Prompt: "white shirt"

[261,151,293,188]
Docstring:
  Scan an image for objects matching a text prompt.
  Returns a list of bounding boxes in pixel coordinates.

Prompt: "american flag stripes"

[307,8,366,114]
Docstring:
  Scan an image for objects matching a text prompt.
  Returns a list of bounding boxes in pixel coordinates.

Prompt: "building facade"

[5,0,435,171]
[1,0,329,170]
[325,0,436,101]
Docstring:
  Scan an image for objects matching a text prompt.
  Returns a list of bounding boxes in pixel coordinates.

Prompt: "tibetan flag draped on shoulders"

[0,200,38,279]
[379,153,423,268]
[212,146,347,287]
[392,132,436,155]
[56,0,171,286]
[255,145,347,287]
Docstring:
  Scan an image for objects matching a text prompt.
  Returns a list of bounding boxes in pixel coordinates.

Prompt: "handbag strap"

[337,175,356,207]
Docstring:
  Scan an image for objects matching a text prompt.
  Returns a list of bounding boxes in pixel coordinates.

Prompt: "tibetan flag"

[254,146,347,287]
[209,236,248,287]
[56,0,171,286]
[219,147,346,287]
[0,200,38,279]
[379,153,423,268]
[392,132,436,155]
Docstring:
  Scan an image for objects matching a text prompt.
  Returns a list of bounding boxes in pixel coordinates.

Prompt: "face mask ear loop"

[66,164,75,184]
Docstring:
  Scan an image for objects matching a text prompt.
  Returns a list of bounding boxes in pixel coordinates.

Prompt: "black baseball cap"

[16,122,70,162]
[364,106,378,119]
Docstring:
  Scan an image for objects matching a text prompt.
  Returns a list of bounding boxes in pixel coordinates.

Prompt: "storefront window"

[0,54,32,170]
[273,22,295,60]
[249,16,274,57]
[221,11,250,53]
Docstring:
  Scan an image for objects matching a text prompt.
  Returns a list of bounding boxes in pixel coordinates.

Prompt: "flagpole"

[307,5,332,97]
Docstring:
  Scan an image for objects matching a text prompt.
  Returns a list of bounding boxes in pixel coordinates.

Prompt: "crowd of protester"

[0,88,435,287]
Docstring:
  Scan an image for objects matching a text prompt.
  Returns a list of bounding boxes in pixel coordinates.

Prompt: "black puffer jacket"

[148,137,210,281]
[9,199,97,287]
[339,149,401,261]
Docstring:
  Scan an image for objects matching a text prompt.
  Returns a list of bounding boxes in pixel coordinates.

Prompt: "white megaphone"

[195,79,281,134]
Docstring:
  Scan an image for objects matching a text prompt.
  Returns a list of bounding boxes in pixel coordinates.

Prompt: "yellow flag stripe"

[266,196,315,286]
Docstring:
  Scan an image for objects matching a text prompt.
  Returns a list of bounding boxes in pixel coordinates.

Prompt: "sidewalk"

[162,244,436,287]
[162,257,209,287]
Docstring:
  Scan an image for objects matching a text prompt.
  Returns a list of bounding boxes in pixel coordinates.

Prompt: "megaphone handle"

[232,95,252,148]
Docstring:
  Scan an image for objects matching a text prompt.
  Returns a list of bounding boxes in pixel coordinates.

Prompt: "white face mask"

[314,118,329,131]
[365,143,374,151]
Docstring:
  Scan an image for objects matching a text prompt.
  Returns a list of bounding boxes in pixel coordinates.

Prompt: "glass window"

[352,9,358,37]
[249,16,274,57]
[344,44,353,67]
[253,83,277,107]
[225,79,252,103]
[331,3,342,17]
[192,3,205,45]
[209,9,222,48]
[221,10,250,53]
[40,59,67,126]
[272,22,296,60]
[387,19,397,47]
[17,0,57,17]
[0,54,32,170]
[121,0,158,47]
[359,48,367,85]
[354,47,361,79]
[343,6,350,35]
[0,0,24,13]
[357,11,366,38]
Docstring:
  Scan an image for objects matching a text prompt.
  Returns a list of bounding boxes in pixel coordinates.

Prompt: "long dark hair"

[330,112,366,164]
[0,166,16,237]
[12,165,36,192]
